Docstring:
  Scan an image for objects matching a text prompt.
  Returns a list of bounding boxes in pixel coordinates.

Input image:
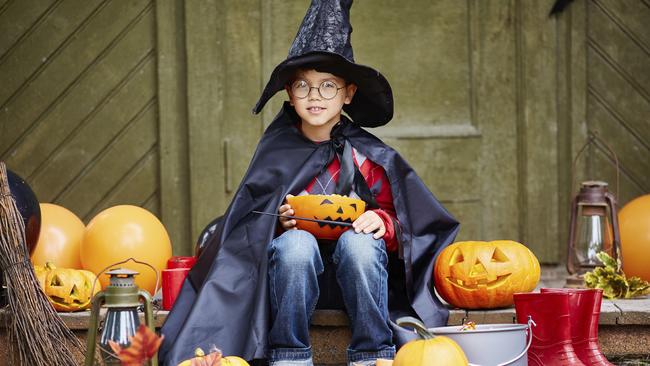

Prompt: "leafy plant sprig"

[584,252,650,299]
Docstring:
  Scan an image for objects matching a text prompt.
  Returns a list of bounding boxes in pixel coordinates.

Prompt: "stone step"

[308,297,650,365]
[1,297,649,365]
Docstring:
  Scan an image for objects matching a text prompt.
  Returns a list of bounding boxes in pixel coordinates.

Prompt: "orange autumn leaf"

[108,324,164,366]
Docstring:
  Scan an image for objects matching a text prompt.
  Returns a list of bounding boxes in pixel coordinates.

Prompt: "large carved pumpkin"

[434,240,540,309]
[287,194,365,240]
[33,262,99,312]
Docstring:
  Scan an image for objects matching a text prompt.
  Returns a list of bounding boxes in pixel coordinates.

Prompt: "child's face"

[286,69,357,131]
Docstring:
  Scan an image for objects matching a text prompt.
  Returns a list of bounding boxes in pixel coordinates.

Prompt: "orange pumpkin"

[33,262,100,312]
[222,356,250,366]
[287,194,365,240]
[394,317,468,366]
[177,347,249,366]
[434,240,540,309]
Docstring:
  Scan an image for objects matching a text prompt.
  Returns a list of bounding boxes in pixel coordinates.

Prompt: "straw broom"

[0,162,84,365]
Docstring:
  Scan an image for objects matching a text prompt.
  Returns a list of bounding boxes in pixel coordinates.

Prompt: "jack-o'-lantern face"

[446,246,512,290]
[33,262,99,312]
[286,194,366,240]
[434,241,540,309]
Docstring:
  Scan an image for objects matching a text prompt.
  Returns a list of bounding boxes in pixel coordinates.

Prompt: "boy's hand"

[352,211,385,240]
[278,194,297,231]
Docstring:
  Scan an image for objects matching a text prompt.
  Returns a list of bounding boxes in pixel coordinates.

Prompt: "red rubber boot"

[514,292,586,366]
[541,288,614,366]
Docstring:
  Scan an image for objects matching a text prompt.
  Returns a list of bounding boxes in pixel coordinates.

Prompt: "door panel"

[585,0,650,207]
[0,0,160,233]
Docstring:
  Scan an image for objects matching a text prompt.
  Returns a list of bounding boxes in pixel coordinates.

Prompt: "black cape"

[159,103,459,365]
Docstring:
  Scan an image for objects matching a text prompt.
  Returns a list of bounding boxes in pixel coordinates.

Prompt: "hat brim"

[253,52,393,127]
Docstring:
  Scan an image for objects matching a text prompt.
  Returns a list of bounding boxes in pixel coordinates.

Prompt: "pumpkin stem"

[396,316,435,339]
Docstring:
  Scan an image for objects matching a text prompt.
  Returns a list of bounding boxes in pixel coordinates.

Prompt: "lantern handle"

[90,257,160,299]
[605,192,623,272]
[137,289,158,366]
[84,291,106,366]
[571,131,620,200]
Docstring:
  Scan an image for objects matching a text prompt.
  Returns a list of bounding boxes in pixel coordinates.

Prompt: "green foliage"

[584,252,650,299]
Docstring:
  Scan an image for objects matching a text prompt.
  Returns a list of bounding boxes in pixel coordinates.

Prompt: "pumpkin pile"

[33,262,99,312]
[434,240,540,309]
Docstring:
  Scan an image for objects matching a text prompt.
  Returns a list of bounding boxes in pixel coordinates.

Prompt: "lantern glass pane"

[575,206,613,271]
[99,308,140,363]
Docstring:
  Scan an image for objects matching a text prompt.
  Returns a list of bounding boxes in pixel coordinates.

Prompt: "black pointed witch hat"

[252,0,393,127]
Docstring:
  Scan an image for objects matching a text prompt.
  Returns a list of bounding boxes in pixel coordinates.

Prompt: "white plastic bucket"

[429,317,534,366]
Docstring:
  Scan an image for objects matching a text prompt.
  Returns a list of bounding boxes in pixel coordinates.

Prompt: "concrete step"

[1,297,649,365]
[308,297,650,365]
[310,310,351,366]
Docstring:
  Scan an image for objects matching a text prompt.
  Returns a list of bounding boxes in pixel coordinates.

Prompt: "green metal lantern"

[84,268,156,366]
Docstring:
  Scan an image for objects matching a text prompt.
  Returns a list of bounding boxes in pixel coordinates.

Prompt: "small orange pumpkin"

[287,194,365,240]
[222,356,249,366]
[434,240,540,309]
[177,347,249,366]
[394,317,468,366]
[33,262,99,312]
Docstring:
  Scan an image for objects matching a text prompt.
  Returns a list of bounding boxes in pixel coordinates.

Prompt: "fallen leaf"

[108,324,164,365]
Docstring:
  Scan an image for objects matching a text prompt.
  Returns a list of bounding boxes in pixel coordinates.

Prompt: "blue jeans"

[267,229,395,365]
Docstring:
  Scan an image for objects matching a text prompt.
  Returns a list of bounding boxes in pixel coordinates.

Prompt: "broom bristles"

[0,162,85,365]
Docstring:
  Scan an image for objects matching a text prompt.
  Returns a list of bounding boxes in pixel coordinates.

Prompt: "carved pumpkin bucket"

[434,240,540,309]
[34,262,99,312]
[286,194,366,240]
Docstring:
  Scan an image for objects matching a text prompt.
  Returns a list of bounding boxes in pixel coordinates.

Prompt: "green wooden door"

[0,0,159,221]
[2,0,646,261]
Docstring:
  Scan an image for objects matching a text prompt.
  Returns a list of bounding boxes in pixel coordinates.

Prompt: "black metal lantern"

[84,268,156,366]
[566,133,623,287]
[566,181,622,278]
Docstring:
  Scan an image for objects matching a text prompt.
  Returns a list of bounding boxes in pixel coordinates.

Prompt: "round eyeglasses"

[290,80,345,100]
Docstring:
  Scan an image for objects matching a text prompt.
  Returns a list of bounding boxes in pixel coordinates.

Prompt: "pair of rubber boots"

[513,288,613,366]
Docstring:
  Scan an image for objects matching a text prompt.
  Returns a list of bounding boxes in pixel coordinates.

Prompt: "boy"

[159,1,459,366]
[268,68,398,366]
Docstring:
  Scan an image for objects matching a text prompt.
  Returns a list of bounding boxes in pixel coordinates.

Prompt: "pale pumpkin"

[434,240,540,309]
[177,347,249,366]
[33,262,99,312]
[287,194,365,240]
[395,317,467,366]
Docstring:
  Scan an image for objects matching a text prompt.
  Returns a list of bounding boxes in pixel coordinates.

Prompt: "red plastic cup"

[167,256,197,270]
[162,268,190,310]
